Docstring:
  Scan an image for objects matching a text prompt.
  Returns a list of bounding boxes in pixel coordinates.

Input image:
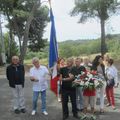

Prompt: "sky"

[43,0,120,42]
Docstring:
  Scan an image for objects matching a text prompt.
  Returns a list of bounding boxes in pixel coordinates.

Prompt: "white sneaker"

[42,111,48,115]
[31,110,36,115]
[58,98,61,102]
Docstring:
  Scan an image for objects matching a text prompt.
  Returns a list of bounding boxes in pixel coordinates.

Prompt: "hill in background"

[25,33,120,62]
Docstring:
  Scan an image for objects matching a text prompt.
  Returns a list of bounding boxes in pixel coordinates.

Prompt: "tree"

[70,0,120,55]
[0,0,49,63]
[4,33,18,63]
[28,6,49,52]
[0,0,18,63]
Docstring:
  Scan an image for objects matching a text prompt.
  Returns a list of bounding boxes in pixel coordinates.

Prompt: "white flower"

[81,71,85,75]
[87,74,93,79]
[80,81,84,86]
[85,81,89,86]
[85,78,88,81]
[94,80,99,87]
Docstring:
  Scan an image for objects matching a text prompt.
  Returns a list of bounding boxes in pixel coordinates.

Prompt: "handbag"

[107,79,115,87]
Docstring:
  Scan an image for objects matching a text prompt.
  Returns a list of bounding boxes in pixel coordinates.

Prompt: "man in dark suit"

[6,56,26,114]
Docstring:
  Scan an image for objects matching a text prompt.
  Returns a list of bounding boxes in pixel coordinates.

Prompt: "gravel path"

[0,75,120,120]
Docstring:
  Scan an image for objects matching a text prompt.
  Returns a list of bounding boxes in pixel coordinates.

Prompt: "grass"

[24,52,120,65]
[24,58,48,66]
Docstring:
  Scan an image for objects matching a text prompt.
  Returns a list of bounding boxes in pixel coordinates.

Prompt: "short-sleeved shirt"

[70,66,86,77]
[30,65,49,92]
[60,67,75,91]
[105,65,118,86]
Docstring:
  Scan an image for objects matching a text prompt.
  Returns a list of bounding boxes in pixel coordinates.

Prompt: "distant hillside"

[58,39,93,46]
[58,33,120,45]
[58,33,120,58]
[25,33,120,60]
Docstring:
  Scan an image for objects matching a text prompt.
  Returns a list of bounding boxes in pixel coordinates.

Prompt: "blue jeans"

[76,87,84,110]
[32,90,46,112]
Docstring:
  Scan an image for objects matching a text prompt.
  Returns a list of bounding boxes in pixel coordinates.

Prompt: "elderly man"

[6,56,26,114]
[30,57,50,116]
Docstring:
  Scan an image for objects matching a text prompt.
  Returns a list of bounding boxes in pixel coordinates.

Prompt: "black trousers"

[62,90,77,117]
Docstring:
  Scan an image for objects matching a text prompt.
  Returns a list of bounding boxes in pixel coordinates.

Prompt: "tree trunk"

[6,9,13,63]
[8,28,13,62]
[0,14,6,64]
[13,16,22,55]
[20,0,39,64]
[100,19,106,56]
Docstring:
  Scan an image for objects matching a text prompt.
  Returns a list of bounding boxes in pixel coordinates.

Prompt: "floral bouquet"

[94,74,104,89]
[72,70,104,90]
[72,71,87,88]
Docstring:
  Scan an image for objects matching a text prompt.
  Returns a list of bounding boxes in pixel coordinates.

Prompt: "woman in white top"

[91,55,106,113]
[105,58,119,110]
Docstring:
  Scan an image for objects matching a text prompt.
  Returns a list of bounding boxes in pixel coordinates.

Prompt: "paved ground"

[0,75,120,120]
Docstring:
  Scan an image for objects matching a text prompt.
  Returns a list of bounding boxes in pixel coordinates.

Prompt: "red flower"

[90,70,97,75]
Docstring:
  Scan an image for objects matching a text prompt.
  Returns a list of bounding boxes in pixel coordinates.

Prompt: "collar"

[12,64,19,67]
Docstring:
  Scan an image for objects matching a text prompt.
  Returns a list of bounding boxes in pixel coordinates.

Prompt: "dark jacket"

[6,64,25,88]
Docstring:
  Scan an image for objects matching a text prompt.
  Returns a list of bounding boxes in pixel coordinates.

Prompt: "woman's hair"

[107,58,114,65]
[91,55,102,70]
[103,54,110,61]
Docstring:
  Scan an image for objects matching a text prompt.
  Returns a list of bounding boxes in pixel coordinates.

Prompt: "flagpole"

[48,0,52,9]
[48,1,63,116]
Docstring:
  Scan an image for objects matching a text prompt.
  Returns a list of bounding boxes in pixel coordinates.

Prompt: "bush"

[25,51,48,60]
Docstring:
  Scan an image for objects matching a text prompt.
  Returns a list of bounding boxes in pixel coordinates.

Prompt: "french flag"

[49,8,59,95]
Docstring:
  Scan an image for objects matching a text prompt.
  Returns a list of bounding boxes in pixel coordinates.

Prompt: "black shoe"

[21,108,26,113]
[14,109,20,114]
[63,115,68,120]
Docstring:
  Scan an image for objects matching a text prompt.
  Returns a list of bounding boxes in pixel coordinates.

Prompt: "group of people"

[6,56,49,116]
[6,54,119,120]
[57,54,119,120]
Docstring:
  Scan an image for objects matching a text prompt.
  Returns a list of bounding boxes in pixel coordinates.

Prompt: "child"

[83,87,96,114]
[105,58,119,110]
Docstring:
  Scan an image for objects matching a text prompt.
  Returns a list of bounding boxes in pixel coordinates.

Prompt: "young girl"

[82,57,95,114]
[105,58,119,110]
[83,85,96,114]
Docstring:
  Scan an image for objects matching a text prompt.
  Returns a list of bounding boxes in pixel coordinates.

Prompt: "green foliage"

[71,0,120,55]
[58,40,101,58]
[28,6,49,52]
[25,45,49,59]
[24,34,120,62]
[25,51,48,60]
[0,0,49,62]
[106,35,120,59]
[71,0,120,22]
[58,34,120,59]
[3,33,18,62]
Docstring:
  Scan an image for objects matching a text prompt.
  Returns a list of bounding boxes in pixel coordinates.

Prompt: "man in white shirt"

[30,57,50,116]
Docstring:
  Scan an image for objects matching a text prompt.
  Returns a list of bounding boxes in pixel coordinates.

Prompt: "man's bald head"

[12,56,19,65]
